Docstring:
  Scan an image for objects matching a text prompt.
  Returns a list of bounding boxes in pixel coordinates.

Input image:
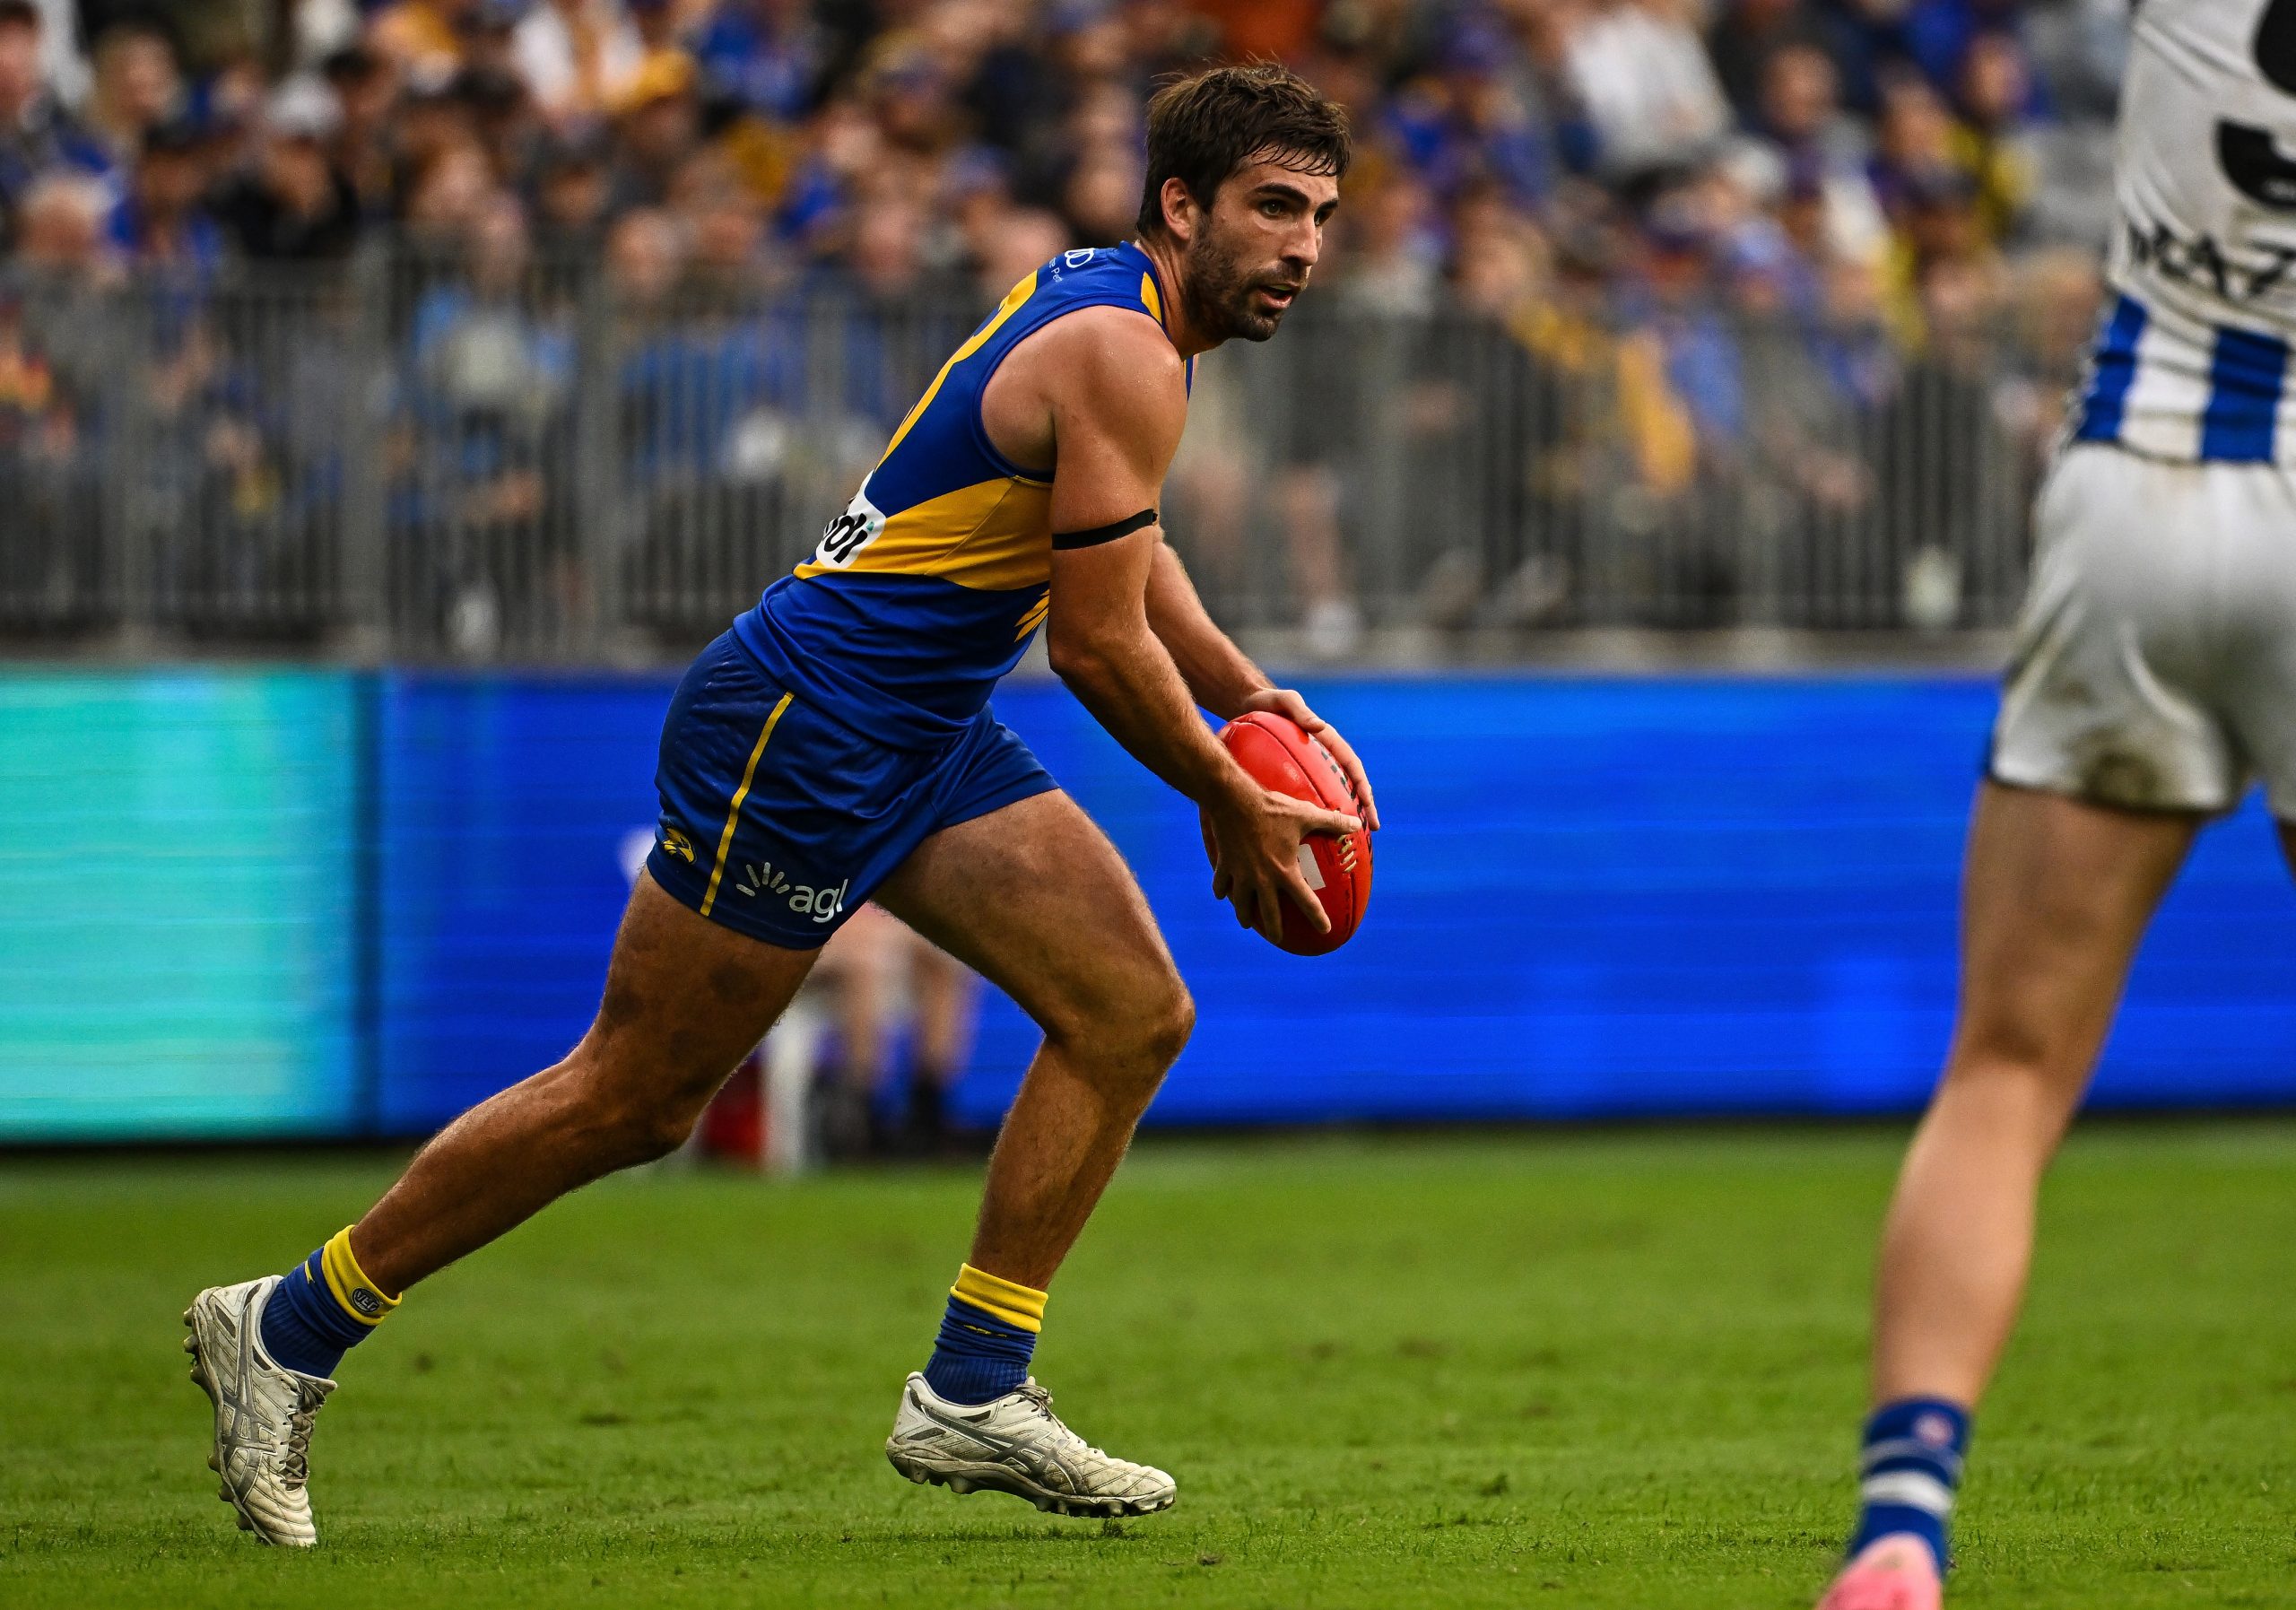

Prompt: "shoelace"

[1013,1383,1109,1462]
[279,1383,324,1490]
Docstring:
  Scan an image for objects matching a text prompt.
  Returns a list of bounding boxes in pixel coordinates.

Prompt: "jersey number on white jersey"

[2219,0,2296,208]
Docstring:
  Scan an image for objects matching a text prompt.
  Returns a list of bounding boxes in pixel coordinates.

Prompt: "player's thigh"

[579,870,819,1107]
[1952,781,2197,1078]
[872,789,1183,1045]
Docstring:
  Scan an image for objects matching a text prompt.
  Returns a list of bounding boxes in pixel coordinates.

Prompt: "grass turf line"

[3,1127,2292,1607]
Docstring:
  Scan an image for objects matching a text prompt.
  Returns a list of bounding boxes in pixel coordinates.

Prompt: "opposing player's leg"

[809,903,907,1158]
[186,872,817,1545]
[1873,785,2196,1405]
[901,932,978,1153]
[873,788,1190,1516]
[1818,782,2196,1608]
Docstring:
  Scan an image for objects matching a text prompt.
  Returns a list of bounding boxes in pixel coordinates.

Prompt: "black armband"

[1052,509,1158,550]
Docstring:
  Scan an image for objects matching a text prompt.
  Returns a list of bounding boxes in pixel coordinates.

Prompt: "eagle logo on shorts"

[659,827,695,863]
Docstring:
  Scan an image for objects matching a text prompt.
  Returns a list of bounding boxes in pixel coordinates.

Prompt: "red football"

[1203,710,1372,955]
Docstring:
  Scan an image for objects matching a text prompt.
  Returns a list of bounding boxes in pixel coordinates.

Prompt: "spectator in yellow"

[369,0,479,91]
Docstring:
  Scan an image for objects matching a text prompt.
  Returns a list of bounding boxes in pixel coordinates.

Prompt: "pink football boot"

[1816,1535,1944,1610]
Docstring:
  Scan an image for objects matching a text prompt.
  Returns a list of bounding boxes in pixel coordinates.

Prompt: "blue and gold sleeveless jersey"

[731,240,1185,748]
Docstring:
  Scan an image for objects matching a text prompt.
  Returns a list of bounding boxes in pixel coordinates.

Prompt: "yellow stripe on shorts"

[700,692,796,917]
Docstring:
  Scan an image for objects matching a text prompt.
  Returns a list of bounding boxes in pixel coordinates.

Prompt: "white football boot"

[183,1276,335,1546]
[885,1371,1176,1517]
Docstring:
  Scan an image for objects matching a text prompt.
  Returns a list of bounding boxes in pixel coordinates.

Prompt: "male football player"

[1822,4,2296,1606]
[186,63,1374,1545]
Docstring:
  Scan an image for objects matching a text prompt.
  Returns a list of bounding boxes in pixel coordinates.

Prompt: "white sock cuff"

[1861,1470,1955,1518]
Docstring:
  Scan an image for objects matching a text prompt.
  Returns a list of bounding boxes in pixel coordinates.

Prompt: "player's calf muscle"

[353,882,813,1291]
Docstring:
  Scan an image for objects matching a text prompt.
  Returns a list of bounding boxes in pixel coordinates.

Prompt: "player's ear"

[1159,177,1199,246]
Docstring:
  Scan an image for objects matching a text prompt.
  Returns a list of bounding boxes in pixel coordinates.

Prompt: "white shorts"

[1991,443,2296,820]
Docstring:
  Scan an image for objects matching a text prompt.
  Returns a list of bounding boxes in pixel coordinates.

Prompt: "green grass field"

[4,1126,2293,1608]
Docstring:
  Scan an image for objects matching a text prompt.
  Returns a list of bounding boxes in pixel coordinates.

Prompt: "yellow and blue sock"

[922,1264,1044,1405]
[1848,1396,1970,1572]
[257,1227,400,1379]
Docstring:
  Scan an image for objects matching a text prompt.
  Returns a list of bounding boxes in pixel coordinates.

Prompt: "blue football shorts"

[645,631,1057,949]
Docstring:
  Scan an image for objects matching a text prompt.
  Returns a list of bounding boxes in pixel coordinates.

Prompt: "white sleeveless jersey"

[2073,0,2296,462]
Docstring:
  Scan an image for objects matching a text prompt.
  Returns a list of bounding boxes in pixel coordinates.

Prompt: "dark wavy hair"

[1135,64,1352,239]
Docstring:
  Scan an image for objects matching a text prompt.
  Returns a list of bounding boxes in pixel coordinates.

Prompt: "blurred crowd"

[0,0,2128,647]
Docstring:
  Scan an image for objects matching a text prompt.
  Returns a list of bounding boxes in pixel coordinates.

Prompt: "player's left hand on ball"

[1236,688,1381,831]
[1205,787,1357,944]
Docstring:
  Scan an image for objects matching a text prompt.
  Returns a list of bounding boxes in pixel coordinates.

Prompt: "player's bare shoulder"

[981,303,1187,480]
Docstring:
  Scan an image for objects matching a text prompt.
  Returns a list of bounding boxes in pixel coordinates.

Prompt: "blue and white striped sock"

[1848,1397,1969,1572]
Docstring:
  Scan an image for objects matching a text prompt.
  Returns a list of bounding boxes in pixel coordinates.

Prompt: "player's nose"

[1285,222,1321,273]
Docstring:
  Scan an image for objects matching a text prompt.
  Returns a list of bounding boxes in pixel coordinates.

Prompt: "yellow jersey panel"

[793,476,1056,592]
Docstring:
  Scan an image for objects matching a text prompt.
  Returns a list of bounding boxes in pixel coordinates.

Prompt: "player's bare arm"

[1130,146,1378,827]
[1144,541,1379,831]
[985,305,1358,942]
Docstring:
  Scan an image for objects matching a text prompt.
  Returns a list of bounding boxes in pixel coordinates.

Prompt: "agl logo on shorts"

[735,858,849,924]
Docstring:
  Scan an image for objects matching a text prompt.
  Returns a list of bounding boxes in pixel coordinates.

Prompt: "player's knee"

[1152,979,1196,1066]
[578,1092,692,1168]
[559,1054,710,1166]
[1952,1007,2082,1087]
[1121,972,1195,1074]
[621,1099,705,1164]
[1036,959,1190,1093]
[1937,1023,2091,1137]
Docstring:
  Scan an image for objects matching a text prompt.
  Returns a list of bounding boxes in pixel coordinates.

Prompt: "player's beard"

[1181,222,1301,344]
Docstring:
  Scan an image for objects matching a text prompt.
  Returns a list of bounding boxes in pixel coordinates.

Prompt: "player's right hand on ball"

[1203,785,1361,944]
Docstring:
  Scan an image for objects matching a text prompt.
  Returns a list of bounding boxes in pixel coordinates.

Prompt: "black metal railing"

[0,245,2083,662]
